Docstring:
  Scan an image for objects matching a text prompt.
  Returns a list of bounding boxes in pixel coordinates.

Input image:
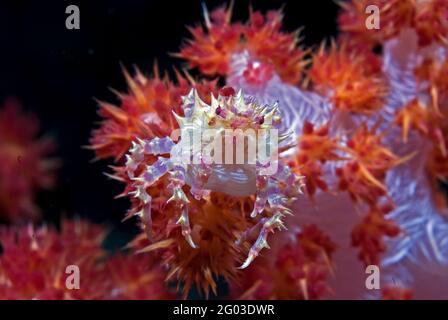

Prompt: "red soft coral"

[128,193,253,298]
[0,99,58,223]
[291,121,347,198]
[231,225,336,300]
[177,5,306,85]
[103,253,174,299]
[339,0,448,47]
[338,0,415,45]
[336,124,407,208]
[309,42,388,114]
[0,220,173,299]
[382,285,414,300]
[351,205,400,266]
[0,220,107,299]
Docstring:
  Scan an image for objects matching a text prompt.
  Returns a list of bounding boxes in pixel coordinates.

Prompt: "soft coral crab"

[124,87,305,269]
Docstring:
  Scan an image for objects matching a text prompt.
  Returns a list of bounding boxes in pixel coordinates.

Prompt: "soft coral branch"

[0,99,58,223]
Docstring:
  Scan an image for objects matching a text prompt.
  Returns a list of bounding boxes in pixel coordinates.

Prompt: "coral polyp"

[0,220,107,299]
[177,4,307,85]
[231,224,336,300]
[0,99,58,223]
[0,220,173,300]
[308,42,388,114]
[339,0,448,47]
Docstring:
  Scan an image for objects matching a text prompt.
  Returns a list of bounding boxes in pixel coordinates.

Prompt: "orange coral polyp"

[177,6,306,85]
[339,0,448,47]
[395,98,446,158]
[414,0,448,46]
[346,125,400,173]
[336,124,404,207]
[298,121,346,163]
[0,100,57,222]
[232,225,336,300]
[351,205,401,266]
[338,0,416,44]
[243,10,306,84]
[336,162,388,207]
[340,125,403,266]
[415,57,448,116]
[182,25,241,76]
[427,140,448,183]
[292,121,347,198]
[395,99,431,142]
[177,6,241,77]
[426,130,448,208]
[309,43,387,114]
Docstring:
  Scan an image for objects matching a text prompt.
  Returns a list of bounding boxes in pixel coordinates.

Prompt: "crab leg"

[251,176,269,218]
[239,212,287,269]
[239,180,292,269]
[275,162,306,197]
[125,156,173,237]
[126,137,175,178]
[126,184,153,238]
[168,167,198,249]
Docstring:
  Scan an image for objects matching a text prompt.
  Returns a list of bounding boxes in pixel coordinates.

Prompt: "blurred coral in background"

[230,225,337,300]
[0,100,173,300]
[0,99,58,223]
[0,220,173,299]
